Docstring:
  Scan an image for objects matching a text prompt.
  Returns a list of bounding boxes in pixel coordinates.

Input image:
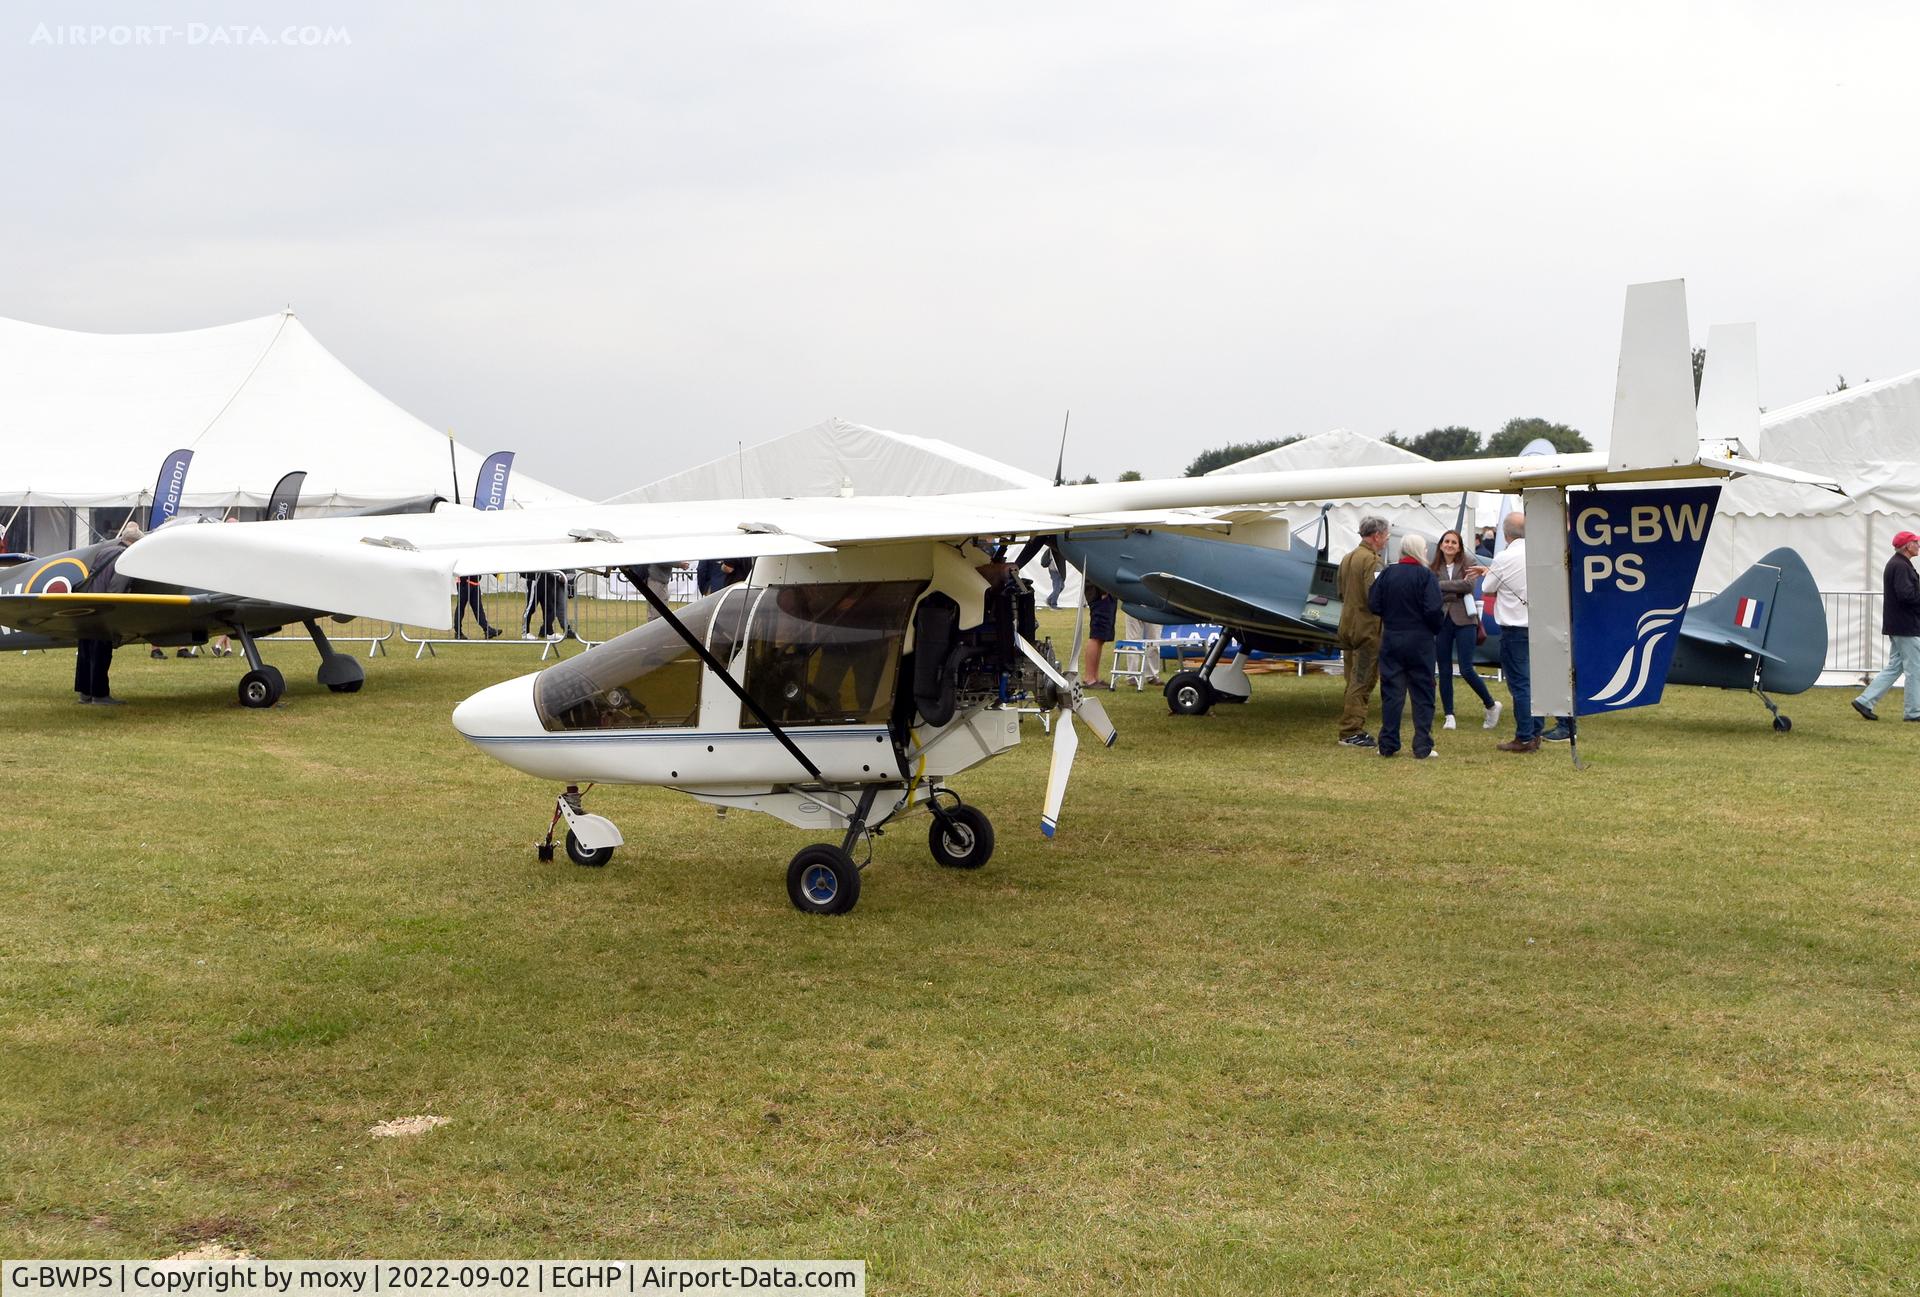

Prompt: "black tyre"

[928,804,995,869]
[327,679,364,694]
[786,844,862,915]
[237,667,284,709]
[1164,670,1215,716]
[565,829,614,867]
[1773,714,1792,733]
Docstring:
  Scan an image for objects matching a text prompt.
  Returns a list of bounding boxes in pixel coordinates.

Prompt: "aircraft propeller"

[1014,635,1117,837]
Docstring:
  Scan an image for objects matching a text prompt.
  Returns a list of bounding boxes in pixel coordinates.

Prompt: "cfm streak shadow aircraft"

[0,491,443,708]
[121,281,1841,915]
[1059,523,1826,730]
[1058,318,1828,730]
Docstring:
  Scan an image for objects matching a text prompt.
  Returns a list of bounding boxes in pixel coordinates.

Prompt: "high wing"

[122,281,1842,630]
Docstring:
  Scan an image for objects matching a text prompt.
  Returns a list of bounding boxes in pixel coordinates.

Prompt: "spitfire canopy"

[0,312,582,511]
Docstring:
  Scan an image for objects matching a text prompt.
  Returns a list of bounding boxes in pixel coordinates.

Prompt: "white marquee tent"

[607,417,1084,605]
[1697,367,1920,595]
[1207,428,1488,558]
[0,311,581,551]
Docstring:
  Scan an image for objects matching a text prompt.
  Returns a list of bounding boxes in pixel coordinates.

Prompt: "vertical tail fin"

[1608,280,1697,473]
[1695,322,1760,455]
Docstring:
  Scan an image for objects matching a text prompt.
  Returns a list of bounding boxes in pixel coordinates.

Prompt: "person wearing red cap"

[1853,531,1920,721]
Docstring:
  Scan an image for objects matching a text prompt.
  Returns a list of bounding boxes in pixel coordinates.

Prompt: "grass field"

[3,612,1918,1293]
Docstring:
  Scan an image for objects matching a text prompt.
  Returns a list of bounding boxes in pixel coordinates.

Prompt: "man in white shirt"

[1480,512,1543,752]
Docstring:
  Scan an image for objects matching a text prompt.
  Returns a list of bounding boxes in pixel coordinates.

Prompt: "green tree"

[1117,470,1143,482]
[1485,417,1591,458]
[1384,425,1483,461]
[1182,437,1299,477]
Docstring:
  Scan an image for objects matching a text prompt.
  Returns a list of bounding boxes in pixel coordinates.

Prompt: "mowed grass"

[3,612,1918,1293]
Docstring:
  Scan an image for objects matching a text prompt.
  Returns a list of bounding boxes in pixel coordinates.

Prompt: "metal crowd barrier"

[262,616,395,656]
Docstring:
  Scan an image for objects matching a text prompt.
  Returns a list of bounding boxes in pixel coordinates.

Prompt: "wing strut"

[621,568,823,781]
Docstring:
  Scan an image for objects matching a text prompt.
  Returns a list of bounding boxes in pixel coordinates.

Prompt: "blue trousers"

[1498,625,1544,741]
[1436,621,1496,713]
[1859,635,1920,719]
[1378,632,1437,757]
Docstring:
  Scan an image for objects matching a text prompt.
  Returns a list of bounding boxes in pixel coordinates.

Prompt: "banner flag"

[474,451,515,512]
[1567,484,1720,716]
[265,470,307,521]
[146,449,193,532]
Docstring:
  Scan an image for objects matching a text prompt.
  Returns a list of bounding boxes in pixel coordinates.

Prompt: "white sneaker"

[1442,714,1457,730]
[1484,700,1503,730]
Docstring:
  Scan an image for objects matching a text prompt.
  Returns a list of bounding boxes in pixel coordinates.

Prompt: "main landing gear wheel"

[1164,670,1215,716]
[929,804,995,869]
[327,678,364,694]
[787,844,862,916]
[237,665,285,709]
[565,830,614,867]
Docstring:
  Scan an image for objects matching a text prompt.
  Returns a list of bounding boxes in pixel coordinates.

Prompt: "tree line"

[1175,416,1592,477]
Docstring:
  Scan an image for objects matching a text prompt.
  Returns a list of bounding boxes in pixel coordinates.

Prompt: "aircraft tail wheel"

[565,830,614,867]
[1164,670,1215,716]
[238,666,285,709]
[787,844,862,915]
[928,804,995,869]
[1774,714,1792,732]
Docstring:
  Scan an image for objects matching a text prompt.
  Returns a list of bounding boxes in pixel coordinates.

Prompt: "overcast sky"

[4,1,1915,496]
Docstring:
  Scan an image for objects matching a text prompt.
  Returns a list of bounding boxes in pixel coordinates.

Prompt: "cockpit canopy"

[533,579,925,733]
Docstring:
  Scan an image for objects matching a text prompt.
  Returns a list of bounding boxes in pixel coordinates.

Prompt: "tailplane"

[1671,548,1826,696]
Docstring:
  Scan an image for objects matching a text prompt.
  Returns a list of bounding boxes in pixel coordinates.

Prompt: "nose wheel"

[538,784,624,866]
[928,803,995,869]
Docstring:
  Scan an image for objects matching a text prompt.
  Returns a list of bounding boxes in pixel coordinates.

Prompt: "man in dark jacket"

[1367,533,1445,758]
[1853,529,1920,721]
[74,521,141,705]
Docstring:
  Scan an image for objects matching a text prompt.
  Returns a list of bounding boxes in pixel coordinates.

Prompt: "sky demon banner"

[475,451,515,511]
[146,448,193,531]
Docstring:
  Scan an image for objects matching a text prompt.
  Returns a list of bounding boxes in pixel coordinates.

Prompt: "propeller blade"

[1015,634,1073,692]
[1074,694,1117,747]
[1041,707,1079,838]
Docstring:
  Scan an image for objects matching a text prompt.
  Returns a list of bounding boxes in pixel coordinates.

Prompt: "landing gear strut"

[1165,631,1232,715]
[1755,685,1791,732]
[538,784,624,866]
[230,625,285,709]
[306,618,366,694]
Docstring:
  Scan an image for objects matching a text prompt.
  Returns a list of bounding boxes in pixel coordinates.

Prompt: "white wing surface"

[122,280,1842,628]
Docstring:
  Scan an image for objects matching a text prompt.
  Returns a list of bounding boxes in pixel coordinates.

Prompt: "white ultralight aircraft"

[123,281,1838,914]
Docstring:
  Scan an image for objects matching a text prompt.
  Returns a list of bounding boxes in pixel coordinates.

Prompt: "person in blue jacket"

[1367,532,1446,759]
